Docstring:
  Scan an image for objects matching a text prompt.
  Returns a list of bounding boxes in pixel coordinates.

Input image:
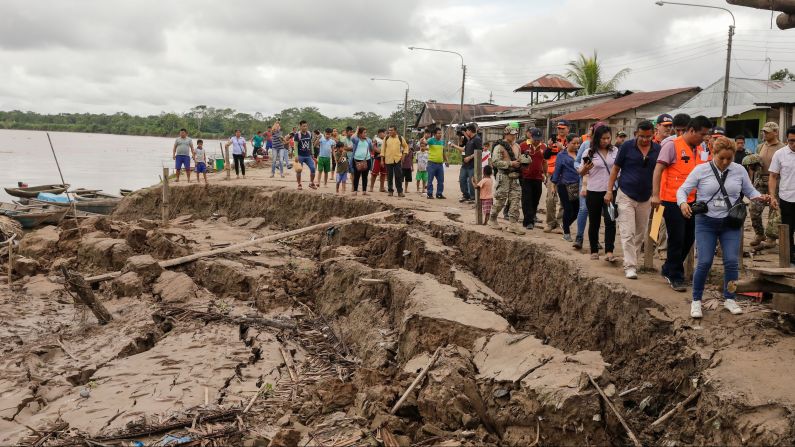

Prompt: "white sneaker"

[724,299,743,315]
[690,301,703,319]
[625,268,638,279]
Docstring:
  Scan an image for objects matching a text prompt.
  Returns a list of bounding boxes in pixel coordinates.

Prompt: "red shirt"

[519,140,546,180]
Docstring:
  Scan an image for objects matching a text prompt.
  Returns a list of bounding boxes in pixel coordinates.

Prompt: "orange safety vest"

[547,136,566,175]
[660,136,705,203]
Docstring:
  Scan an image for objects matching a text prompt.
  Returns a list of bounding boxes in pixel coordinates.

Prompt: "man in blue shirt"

[606,120,660,279]
[293,120,317,190]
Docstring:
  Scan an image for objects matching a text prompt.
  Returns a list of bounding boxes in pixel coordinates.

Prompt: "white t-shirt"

[229,136,246,155]
[194,147,206,163]
[769,146,795,202]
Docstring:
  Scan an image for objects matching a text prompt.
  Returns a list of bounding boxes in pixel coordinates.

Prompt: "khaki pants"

[545,178,563,229]
[617,193,651,270]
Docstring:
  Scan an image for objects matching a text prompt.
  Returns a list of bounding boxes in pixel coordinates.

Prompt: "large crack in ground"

[3,184,795,446]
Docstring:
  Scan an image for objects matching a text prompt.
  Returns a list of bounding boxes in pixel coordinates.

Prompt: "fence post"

[162,167,170,225]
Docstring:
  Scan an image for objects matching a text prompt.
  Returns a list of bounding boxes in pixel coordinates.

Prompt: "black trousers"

[233,154,245,176]
[521,178,543,226]
[661,200,696,282]
[386,163,403,193]
[780,199,795,263]
[352,160,370,192]
[586,190,616,254]
[557,183,579,235]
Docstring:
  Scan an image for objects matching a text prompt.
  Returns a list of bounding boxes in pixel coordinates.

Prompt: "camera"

[691,201,709,215]
[582,156,592,164]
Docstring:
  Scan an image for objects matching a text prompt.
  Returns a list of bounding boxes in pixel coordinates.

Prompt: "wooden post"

[643,236,655,271]
[475,149,482,224]
[739,229,745,274]
[62,267,113,325]
[684,246,695,280]
[225,144,231,180]
[7,235,14,285]
[779,224,791,268]
[161,167,170,225]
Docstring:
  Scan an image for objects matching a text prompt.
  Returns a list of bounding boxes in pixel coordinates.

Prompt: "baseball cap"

[591,121,607,132]
[617,130,628,137]
[657,114,674,126]
[763,122,779,133]
[557,119,571,129]
[504,126,519,135]
[529,127,542,139]
[711,126,726,136]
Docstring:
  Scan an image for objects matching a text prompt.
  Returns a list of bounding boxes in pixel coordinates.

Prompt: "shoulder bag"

[708,163,747,228]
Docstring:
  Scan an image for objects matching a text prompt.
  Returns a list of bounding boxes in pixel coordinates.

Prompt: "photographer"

[677,136,770,319]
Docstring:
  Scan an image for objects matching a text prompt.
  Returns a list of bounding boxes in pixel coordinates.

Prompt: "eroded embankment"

[5,184,795,446]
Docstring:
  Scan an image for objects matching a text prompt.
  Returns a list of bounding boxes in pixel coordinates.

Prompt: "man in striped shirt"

[270,122,287,178]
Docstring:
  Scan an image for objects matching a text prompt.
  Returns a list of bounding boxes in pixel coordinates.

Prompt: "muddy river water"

[0,129,228,201]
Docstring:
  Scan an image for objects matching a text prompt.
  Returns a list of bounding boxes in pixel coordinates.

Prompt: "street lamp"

[371,78,410,138]
[408,46,467,129]
[655,1,735,127]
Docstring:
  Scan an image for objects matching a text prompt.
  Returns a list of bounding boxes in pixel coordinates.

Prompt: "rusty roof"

[514,74,581,93]
[416,102,520,127]
[554,87,701,121]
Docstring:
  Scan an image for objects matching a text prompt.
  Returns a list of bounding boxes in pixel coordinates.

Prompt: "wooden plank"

[62,267,113,325]
[747,266,795,276]
[779,224,791,268]
[760,274,795,289]
[684,246,695,280]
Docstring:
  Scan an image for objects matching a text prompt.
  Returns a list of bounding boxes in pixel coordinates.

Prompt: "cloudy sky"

[1,0,794,117]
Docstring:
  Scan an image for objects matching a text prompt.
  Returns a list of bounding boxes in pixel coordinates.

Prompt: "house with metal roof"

[553,87,701,136]
[413,101,520,129]
[669,77,795,149]
[513,74,582,105]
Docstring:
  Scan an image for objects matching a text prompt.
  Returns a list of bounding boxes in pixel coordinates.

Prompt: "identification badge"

[713,199,726,209]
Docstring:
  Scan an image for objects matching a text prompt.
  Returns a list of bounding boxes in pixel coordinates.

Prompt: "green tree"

[771,68,795,81]
[566,51,631,96]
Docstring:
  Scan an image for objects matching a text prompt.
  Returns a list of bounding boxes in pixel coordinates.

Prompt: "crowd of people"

[170,116,795,319]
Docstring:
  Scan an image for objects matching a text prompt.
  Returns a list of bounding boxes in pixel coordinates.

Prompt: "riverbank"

[2,161,794,446]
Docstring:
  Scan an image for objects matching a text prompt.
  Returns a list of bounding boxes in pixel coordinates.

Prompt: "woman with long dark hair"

[551,134,581,241]
[579,125,618,261]
[350,127,373,195]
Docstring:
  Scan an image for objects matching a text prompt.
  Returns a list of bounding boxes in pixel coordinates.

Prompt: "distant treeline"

[0,101,425,139]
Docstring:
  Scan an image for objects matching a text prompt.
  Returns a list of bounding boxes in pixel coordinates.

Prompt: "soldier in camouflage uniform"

[750,122,785,248]
[490,126,525,235]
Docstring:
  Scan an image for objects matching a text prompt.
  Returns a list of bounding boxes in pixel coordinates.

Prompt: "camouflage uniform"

[491,142,522,226]
[751,141,785,242]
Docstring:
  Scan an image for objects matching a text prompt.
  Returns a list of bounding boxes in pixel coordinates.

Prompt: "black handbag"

[709,163,747,229]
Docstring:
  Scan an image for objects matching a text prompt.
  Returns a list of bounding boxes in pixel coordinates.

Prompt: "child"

[334,141,348,194]
[416,140,429,193]
[472,165,494,225]
[194,139,208,184]
[401,142,415,193]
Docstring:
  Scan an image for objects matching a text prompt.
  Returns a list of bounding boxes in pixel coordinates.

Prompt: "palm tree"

[566,52,631,96]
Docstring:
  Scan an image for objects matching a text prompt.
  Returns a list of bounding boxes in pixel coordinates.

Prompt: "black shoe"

[426,195,434,199]
[525,223,534,230]
[671,281,687,292]
[573,240,583,250]
[437,195,446,199]
[459,197,469,203]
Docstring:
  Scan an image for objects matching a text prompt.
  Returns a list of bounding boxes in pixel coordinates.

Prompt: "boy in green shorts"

[317,128,334,187]
[416,140,429,193]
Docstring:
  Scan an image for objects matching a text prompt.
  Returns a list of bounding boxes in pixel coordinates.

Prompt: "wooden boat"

[0,203,67,228]
[73,192,121,215]
[4,184,70,199]
[120,189,133,196]
[23,199,102,219]
[74,191,121,200]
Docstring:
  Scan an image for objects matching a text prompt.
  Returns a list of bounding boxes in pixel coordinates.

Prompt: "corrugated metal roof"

[514,74,581,93]
[554,87,700,121]
[669,77,795,118]
[416,102,520,127]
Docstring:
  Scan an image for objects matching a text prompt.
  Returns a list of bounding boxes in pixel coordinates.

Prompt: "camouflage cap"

[504,126,519,135]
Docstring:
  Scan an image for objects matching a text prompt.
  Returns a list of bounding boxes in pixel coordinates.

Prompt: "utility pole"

[403,87,409,138]
[722,24,735,127]
[459,64,467,126]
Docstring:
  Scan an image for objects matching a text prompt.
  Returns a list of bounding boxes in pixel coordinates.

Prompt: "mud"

[2,182,795,446]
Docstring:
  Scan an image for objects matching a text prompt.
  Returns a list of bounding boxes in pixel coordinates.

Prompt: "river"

[0,129,230,202]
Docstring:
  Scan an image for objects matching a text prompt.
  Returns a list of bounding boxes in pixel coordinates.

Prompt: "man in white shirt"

[769,125,795,265]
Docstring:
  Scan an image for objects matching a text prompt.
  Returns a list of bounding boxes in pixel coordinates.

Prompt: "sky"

[1,0,794,118]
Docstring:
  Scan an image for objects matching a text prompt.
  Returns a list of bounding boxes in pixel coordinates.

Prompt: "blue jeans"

[576,186,587,242]
[692,215,741,301]
[271,149,286,174]
[459,166,474,200]
[297,155,316,175]
[427,162,445,197]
